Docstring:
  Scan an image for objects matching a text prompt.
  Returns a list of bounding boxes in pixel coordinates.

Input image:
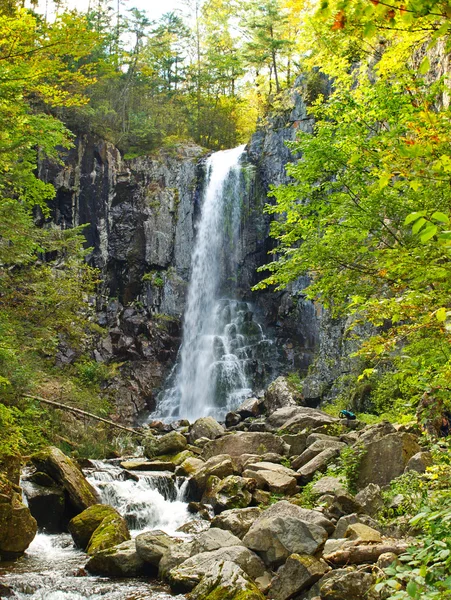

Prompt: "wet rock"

[355,484,383,517]
[404,451,433,474]
[191,528,244,554]
[168,546,267,593]
[264,376,302,414]
[31,447,98,514]
[119,459,176,472]
[297,448,340,483]
[202,432,288,460]
[21,480,65,533]
[242,462,297,495]
[242,501,330,567]
[86,513,130,556]
[68,504,121,549]
[202,475,254,512]
[190,417,225,443]
[356,433,421,489]
[0,474,37,560]
[135,530,177,566]
[269,553,328,600]
[211,507,263,538]
[85,540,147,577]
[188,559,265,600]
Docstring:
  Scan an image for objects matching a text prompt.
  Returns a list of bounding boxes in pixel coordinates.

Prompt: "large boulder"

[266,408,338,434]
[85,540,147,577]
[404,451,433,474]
[168,546,267,593]
[318,568,379,600]
[189,560,265,600]
[356,433,421,489]
[21,480,65,533]
[190,417,225,443]
[292,440,346,470]
[264,377,302,414]
[135,530,177,566]
[243,462,298,495]
[192,455,238,496]
[203,475,254,512]
[191,528,244,554]
[157,431,188,456]
[211,507,263,539]
[0,474,37,560]
[86,513,130,556]
[236,398,262,419]
[202,433,288,460]
[243,501,331,567]
[158,541,194,580]
[268,553,328,600]
[31,447,98,513]
[68,504,122,549]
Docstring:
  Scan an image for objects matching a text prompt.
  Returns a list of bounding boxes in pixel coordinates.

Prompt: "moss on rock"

[86,513,130,555]
[68,504,122,549]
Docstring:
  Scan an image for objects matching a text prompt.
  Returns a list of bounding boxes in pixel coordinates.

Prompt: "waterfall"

[153,145,272,422]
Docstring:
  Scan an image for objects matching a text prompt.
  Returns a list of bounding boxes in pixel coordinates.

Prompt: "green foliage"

[326,443,366,493]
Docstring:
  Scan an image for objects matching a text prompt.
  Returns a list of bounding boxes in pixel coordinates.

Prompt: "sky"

[34,0,181,22]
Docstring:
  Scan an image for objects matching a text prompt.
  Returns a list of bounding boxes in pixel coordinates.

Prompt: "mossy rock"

[157,450,194,466]
[68,504,122,549]
[0,474,37,560]
[86,513,130,556]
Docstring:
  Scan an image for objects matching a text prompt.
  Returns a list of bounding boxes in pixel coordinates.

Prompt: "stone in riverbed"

[119,459,176,471]
[189,560,265,600]
[268,553,328,600]
[31,446,98,514]
[86,513,130,555]
[168,545,267,593]
[191,528,244,554]
[69,504,124,549]
[202,475,254,512]
[0,474,37,560]
[192,454,237,493]
[211,507,263,539]
[159,541,194,580]
[85,540,147,577]
[135,529,177,566]
[190,417,225,443]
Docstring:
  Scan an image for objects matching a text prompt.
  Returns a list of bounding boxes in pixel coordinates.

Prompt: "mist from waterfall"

[153,145,272,422]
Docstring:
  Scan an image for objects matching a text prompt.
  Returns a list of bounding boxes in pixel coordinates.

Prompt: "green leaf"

[420,224,438,242]
[436,307,447,322]
[431,211,449,224]
[419,56,430,75]
[405,211,427,225]
[412,217,427,234]
[406,580,419,598]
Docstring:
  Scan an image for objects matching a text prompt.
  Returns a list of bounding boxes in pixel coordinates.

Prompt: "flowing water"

[153,145,273,422]
[1,461,191,599]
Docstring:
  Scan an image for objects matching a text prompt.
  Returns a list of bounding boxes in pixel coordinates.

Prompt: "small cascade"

[153,145,274,422]
[85,460,190,535]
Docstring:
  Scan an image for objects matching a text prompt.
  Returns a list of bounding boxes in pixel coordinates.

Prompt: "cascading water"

[153,145,273,422]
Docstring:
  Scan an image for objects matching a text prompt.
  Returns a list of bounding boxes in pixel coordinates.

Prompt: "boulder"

[266,408,338,434]
[281,433,308,456]
[202,475,254,512]
[119,459,175,471]
[243,501,330,567]
[358,421,396,445]
[86,540,147,577]
[225,412,241,428]
[292,440,346,470]
[159,541,194,580]
[21,480,65,533]
[404,451,433,474]
[68,504,125,549]
[31,447,98,513]
[264,376,301,414]
[156,431,188,456]
[135,530,177,566]
[311,477,347,498]
[190,417,225,444]
[321,492,362,520]
[189,560,265,600]
[237,397,262,418]
[345,523,382,543]
[191,528,244,554]
[176,457,204,476]
[297,449,339,483]
[269,554,328,600]
[318,568,378,600]
[355,484,383,517]
[306,433,343,447]
[168,546,267,593]
[332,513,380,540]
[356,432,421,489]
[211,507,263,539]
[0,455,21,486]
[86,513,130,555]
[202,433,288,460]
[243,462,298,495]
[192,455,237,494]
[0,474,37,560]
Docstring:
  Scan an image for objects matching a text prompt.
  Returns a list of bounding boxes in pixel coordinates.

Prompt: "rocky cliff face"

[42,78,351,421]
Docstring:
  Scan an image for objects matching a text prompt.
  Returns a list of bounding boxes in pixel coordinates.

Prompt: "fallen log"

[24,395,145,437]
[323,542,410,566]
